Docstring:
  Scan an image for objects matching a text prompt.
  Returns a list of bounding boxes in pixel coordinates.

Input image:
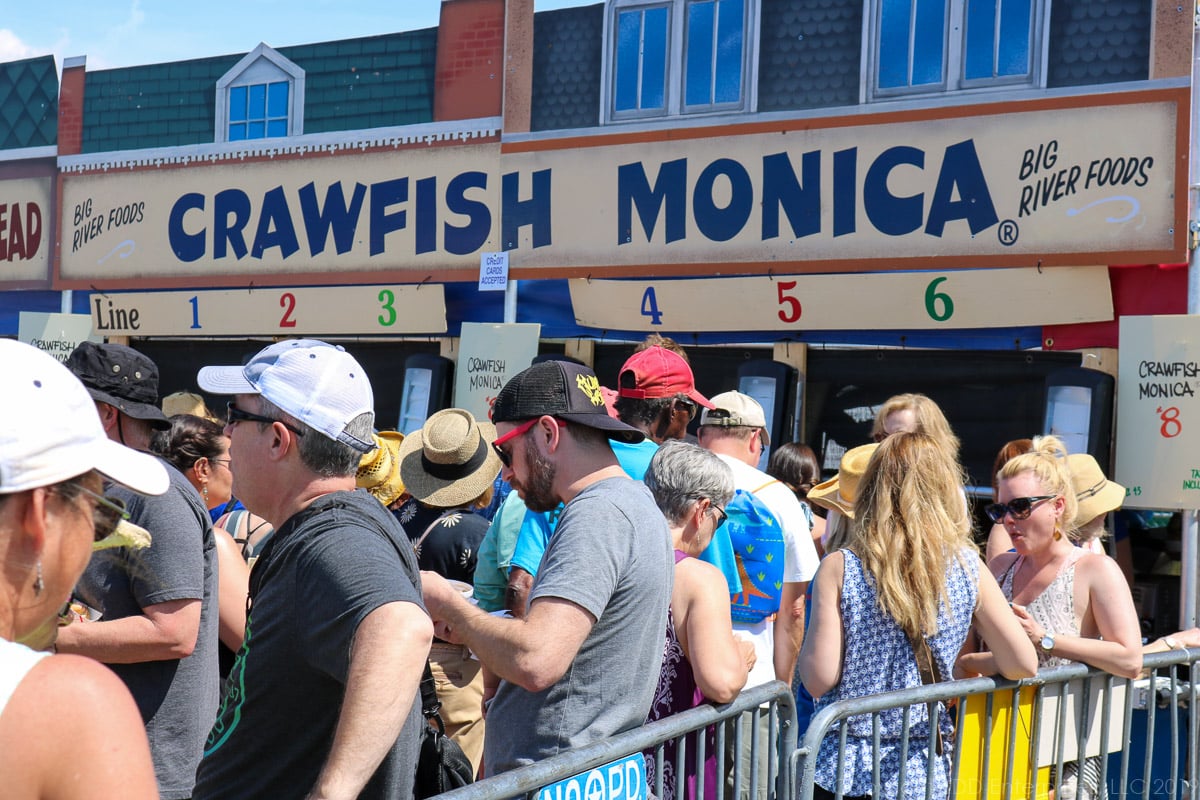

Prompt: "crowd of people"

[1,333,1192,800]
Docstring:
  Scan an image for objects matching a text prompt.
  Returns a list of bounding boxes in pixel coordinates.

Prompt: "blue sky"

[1,0,593,72]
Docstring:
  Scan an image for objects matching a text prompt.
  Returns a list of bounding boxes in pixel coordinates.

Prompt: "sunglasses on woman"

[76,485,131,542]
[984,495,1056,524]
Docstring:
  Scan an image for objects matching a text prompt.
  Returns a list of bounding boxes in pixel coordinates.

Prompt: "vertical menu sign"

[1115,316,1200,509]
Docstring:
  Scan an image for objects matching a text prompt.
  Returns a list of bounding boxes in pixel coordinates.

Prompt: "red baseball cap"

[616,346,714,408]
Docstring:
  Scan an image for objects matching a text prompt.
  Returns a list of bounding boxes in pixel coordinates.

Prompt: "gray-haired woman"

[643,440,755,800]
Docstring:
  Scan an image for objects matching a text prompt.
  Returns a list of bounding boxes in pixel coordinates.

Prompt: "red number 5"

[777,280,801,323]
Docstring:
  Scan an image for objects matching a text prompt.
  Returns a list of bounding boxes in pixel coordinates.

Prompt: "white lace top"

[998,547,1086,668]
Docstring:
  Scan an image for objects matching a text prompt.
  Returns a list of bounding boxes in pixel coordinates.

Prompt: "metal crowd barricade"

[791,648,1199,800]
[438,681,798,800]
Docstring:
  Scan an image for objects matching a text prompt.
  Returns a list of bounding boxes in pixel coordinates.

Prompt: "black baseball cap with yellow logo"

[492,361,645,443]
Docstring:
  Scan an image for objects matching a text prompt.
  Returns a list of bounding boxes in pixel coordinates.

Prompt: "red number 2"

[777,280,801,323]
[279,293,297,328]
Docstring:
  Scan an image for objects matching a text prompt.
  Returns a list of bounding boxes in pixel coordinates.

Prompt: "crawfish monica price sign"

[1115,316,1200,509]
[536,753,647,800]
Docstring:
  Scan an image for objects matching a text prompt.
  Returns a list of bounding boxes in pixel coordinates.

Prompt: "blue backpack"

[725,485,786,624]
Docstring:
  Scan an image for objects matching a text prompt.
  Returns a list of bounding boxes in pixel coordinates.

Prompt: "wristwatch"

[1039,633,1056,652]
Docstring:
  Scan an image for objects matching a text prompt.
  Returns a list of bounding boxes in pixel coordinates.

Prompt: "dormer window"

[603,0,758,123]
[216,43,305,143]
[866,0,1046,101]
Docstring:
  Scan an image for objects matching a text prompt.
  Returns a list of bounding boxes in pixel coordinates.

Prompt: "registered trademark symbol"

[997,219,1019,246]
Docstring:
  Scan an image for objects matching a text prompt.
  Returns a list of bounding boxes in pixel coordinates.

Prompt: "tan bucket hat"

[1068,453,1126,525]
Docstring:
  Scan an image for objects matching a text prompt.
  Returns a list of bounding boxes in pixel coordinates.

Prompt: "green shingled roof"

[0,55,58,150]
[82,27,437,153]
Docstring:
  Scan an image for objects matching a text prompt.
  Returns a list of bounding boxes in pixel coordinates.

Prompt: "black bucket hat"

[66,342,170,428]
[492,361,644,444]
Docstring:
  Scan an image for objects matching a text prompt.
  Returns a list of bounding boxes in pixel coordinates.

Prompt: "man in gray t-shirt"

[58,343,218,800]
[422,361,674,774]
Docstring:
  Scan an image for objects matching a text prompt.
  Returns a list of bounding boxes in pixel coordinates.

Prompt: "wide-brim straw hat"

[356,431,407,507]
[1068,452,1125,525]
[399,408,502,508]
[807,443,879,518]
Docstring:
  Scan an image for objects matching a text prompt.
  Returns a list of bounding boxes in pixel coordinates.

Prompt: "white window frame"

[215,43,305,143]
[601,0,760,124]
[861,0,1048,103]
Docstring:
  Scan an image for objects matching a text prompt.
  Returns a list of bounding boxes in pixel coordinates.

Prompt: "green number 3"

[378,289,397,327]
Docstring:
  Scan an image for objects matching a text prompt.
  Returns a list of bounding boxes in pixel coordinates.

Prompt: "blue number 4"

[641,287,663,325]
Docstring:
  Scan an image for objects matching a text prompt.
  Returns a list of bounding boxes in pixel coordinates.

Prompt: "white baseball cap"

[197,339,376,453]
[1,340,169,496]
[699,390,771,446]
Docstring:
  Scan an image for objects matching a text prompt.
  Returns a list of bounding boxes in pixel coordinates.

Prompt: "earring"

[202,484,209,502]
[1053,520,1063,541]
[33,562,43,597]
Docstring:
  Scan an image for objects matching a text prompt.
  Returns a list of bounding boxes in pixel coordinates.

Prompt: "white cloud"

[0,29,43,62]
[112,0,145,38]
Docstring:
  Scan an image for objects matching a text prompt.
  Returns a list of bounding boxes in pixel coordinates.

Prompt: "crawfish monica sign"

[1115,316,1200,510]
[537,754,647,800]
[58,91,1184,288]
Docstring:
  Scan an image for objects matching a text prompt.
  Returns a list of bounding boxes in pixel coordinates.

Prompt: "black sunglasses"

[227,402,305,437]
[984,495,1056,524]
[711,503,728,529]
[76,485,130,542]
[674,396,698,422]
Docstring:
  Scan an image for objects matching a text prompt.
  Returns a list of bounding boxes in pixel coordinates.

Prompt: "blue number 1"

[641,287,663,325]
[189,296,201,329]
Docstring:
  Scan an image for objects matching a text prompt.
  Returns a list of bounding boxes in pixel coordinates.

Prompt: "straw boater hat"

[356,431,407,507]
[806,443,879,518]
[398,408,502,508]
[1067,453,1126,525]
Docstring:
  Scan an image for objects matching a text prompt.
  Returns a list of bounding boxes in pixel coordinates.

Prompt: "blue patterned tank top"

[813,546,979,800]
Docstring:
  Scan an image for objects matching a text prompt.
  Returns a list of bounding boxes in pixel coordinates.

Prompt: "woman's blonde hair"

[996,434,1078,540]
[848,431,972,639]
[871,393,960,459]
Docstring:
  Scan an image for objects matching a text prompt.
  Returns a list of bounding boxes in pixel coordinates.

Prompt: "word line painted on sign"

[89,285,448,337]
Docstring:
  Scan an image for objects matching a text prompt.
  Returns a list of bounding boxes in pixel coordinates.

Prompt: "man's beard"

[518,444,559,513]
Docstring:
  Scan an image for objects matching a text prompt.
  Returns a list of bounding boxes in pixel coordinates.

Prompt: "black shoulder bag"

[386,511,475,798]
[415,661,476,798]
